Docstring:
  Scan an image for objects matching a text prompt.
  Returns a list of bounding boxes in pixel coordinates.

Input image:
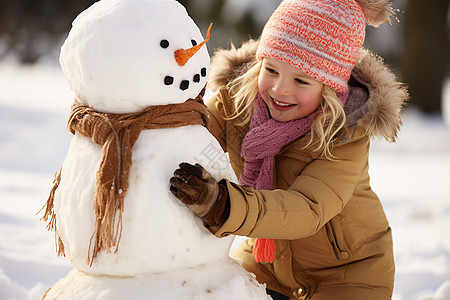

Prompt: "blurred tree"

[2,0,410,81]
[0,0,281,63]
[0,0,96,63]
[401,0,450,113]
[178,0,264,53]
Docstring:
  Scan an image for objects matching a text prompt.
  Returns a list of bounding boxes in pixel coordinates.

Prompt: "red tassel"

[252,238,275,263]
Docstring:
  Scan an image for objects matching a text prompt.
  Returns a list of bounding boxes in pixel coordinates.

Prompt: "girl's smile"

[258,58,323,122]
[270,97,296,111]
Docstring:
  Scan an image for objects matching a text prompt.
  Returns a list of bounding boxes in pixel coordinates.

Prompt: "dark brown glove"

[170,162,230,227]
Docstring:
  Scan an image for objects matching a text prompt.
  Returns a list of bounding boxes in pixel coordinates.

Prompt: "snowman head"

[60,0,210,113]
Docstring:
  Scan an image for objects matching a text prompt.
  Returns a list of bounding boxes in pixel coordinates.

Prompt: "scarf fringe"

[38,168,66,257]
[86,177,126,266]
[252,238,275,263]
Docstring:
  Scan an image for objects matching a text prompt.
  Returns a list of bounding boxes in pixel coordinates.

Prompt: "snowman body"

[56,126,235,275]
[43,0,269,298]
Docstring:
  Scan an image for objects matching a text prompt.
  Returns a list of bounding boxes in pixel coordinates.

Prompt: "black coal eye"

[201,67,207,77]
[191,39,197,46]
[160,40,169,49]
[164,76,174,85]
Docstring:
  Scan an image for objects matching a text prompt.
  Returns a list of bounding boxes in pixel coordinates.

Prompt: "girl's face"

[258,58,323,123]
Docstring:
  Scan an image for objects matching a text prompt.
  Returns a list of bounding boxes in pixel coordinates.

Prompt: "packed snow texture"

[42,261,269,300]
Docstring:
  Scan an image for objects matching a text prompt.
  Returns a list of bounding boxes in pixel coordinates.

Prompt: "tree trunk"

[402,0,449,113]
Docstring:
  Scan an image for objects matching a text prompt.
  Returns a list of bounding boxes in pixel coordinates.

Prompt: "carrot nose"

[174,23,212,67]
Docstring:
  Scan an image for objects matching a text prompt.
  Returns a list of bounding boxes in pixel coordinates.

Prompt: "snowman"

[40,0,269,298]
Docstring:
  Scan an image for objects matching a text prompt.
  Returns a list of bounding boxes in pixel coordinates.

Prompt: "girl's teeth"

[274,99,292,106]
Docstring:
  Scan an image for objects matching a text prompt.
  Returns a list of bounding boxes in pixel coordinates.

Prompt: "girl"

[170,0,408,299]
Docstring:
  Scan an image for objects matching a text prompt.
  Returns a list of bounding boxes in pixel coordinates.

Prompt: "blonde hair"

[225,60,261,122]
[225,61,347,160]
[309,85,347,159]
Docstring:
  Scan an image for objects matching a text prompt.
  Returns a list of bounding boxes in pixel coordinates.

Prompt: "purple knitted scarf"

[239,93,320,190]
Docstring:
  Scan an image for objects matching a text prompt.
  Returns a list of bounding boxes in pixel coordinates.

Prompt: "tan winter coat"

[205,40,408,299]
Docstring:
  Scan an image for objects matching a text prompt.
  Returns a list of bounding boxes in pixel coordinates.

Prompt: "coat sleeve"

[212,133,370,240]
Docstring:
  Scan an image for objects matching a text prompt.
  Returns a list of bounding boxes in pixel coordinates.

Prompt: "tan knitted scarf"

[41,91,210,266]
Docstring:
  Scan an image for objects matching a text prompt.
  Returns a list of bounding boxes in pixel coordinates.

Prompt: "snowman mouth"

[164,67,207,91]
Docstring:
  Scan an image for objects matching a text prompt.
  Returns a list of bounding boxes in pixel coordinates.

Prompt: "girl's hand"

[170,163,229,227]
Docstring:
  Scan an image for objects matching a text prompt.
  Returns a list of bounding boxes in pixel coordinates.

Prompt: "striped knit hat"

[257,0,367,94]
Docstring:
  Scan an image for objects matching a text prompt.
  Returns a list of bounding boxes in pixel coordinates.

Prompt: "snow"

[41,263,269,300]
[1,25,450,300]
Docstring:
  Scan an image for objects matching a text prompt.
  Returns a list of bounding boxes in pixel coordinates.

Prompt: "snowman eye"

[191,39,197,46]
[160,40,170,49]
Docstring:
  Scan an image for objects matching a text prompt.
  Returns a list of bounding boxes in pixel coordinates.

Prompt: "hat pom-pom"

[355,0,397,27]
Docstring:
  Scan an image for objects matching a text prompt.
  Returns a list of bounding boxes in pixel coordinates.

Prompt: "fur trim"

[354,0,397,27]
[207,40,259,92]
[353,49,409,142]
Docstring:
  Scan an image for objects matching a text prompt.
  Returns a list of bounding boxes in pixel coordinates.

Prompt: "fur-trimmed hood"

[207,40,408,142]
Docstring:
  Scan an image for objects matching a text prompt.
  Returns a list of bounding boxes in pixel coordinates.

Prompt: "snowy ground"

[0,61,449,300]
